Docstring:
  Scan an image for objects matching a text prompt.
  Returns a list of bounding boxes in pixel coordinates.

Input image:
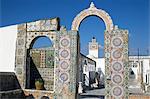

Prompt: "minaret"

[89,37,99,58]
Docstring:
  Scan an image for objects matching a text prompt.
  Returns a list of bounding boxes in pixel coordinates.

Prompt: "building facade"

[79,53,96,88]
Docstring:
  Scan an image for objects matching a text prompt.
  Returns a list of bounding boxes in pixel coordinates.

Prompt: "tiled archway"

[71,2,129,99]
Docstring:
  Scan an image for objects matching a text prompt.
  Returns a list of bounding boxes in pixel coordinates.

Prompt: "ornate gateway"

[72,2,129,99]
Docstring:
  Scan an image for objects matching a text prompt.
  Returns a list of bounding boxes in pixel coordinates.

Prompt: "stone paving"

[78,87,149,99]
[79,88,105,99]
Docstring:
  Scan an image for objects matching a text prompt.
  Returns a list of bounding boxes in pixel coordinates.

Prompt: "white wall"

[143,58,150,83]
[89,50,98,58]
[95,58,105,73]
[0,25,17,72]
[87,55,105,74]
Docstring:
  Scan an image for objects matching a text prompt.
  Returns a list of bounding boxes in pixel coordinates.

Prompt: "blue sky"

[1,0,150,56]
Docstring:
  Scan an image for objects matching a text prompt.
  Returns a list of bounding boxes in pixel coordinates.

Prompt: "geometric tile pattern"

[15,24,27,89]
[30,50,41,67]
[59,35,70,84]
[46,50,54,68]
[105,28,129,99]
[30,49,55,91]
[30,49,54,68]
[54,31,78,99]
[27,18,59,31]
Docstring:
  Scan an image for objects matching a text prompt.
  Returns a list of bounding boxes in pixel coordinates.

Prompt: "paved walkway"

[78,86,145,99]
[79,88,105,99]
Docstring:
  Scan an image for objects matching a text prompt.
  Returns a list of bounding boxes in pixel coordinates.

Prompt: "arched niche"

[26,35,55,90]
[71,2,113,31]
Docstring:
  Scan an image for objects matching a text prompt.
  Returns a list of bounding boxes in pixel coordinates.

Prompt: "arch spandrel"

[71,2,113,31]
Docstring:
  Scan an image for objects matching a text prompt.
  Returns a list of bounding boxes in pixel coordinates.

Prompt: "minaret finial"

[92,37,95,39]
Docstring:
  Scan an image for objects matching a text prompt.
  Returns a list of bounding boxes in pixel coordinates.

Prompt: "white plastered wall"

[94,58,105,73]
[143,58,150,83]
[0,25,17,72]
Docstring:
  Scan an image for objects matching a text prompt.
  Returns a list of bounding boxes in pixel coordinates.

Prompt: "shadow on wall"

[27,55,46,90]
[129,68,136,79]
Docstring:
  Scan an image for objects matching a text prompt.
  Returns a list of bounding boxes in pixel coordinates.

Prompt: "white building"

[129,56,150,92]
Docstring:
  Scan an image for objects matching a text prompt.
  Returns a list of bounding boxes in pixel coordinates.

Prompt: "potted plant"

[35,78,44,90]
